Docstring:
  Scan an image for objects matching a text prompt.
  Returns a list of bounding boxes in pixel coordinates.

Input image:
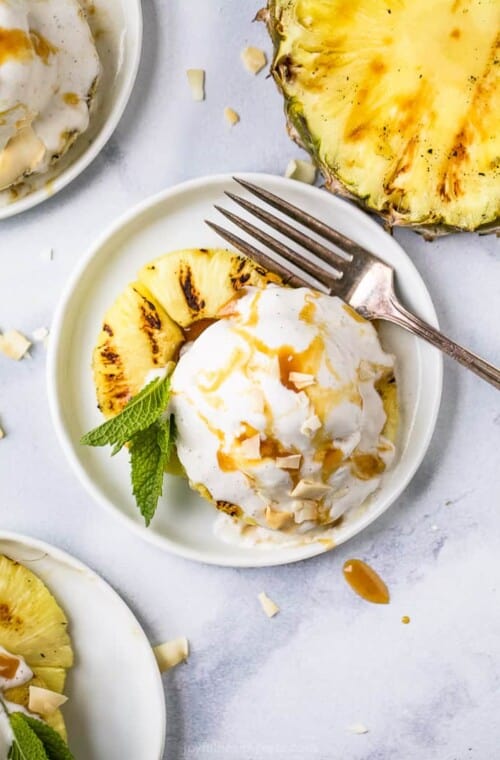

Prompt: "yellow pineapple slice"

[32,666,66,695]
[138,248,281,327]
[4,674,67,741]
[92,281,184,417]
[265,0,499,233]
[0,556,73,669]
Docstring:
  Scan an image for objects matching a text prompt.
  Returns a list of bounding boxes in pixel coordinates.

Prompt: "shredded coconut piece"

[289,371,316,389]
[265,506,293,530]
[285,158,317,184]
[258,591,280,618]
[32,327,49,342]
[0,330,31,360]
[224,107,240,126]
[40,247,53,261]
[0,426,4,440]
[276,454,302,470]
[347,723,369,735]
[241,46,267,74]
[240,434,261,459]
[154,637,189,672]
[28,686,68,715]
[186,69,205,101]
[300,414,322,436]
[291,479,332,500]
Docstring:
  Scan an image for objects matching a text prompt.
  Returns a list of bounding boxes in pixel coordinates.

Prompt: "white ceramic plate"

[48,173,442,567]
[0,531,166,758]
[0,0,142,219]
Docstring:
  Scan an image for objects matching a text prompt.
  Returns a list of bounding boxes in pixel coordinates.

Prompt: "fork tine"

[214,205,339,290]
[234,177,368,259]
[205,220,318,290]
[224,191,348,271]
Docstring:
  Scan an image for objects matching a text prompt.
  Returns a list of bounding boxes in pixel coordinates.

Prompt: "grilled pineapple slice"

[265,0,499,234]
[5,674,68,741]
[138,248,281,327]
[93,248,280,412]
[93,282,184,417]
[0,555,73,741]
[0,556,73,669]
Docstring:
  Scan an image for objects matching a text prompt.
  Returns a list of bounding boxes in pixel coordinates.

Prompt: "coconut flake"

[224,107,240,126]
[154,637,189,673]
[276,454,302,470]
[40,247,53,261]
[289,371,316,389]
[258,591,279,618]
[347,723,369,735]
[32,327,49,342]
[265,506,293,530]
[0,330,31,360]
[241,46,267,74]
[0,426,4,440]
[28,686,68,715]
[186,69,205,101]
[293,500,318,523]
[300,414,322,436]
[291,479,332,500]
[285,159,317,185]
[240,434,261,459]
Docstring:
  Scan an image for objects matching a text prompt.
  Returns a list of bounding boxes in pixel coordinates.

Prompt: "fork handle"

[380,298,500,390]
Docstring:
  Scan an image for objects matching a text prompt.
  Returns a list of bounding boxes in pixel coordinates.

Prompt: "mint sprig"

[81,376,176,524]
[81,376,171,454]
[130,416,175,526]
[18,717,74,760]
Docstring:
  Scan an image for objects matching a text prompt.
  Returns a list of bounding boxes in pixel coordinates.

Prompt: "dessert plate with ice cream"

[48,174,442,567]
[0,0,141,218]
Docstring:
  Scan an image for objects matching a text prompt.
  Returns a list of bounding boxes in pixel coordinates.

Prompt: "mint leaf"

[19,717,73,760]
[130,415,175,525]
[8,713,48,760]
[81,376,171,454]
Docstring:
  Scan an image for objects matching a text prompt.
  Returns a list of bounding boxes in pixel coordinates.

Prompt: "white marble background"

[1,2,500,758]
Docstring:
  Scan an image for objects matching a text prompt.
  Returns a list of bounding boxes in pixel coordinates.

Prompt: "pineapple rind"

[266,0,500,234]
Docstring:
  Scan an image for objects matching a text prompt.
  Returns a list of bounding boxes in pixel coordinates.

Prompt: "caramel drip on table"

[343,558,390,604]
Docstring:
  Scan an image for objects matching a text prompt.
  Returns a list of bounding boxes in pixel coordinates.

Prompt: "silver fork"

[206,177,500,390]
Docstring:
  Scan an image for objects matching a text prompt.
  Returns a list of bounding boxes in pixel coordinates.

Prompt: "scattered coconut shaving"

[0,330,31,360]
[276,454,302,470]
[154,637,189,673]
[29,686,68,715]
[285,159,317,185]
[258,591,280,618]
[241,46,267,74]
[0,426,4,440]
[186,69,205,101]
[289,371,316,389]
[224,107,240,126]
[40,247,53,262]
[347,723,369,735]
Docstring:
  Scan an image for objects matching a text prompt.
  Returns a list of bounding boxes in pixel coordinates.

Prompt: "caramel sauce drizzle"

[0,28,32,65]
[343,559,390,604]
[0,652,20,680]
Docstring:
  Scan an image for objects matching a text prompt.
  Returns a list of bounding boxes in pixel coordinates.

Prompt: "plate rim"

[0,529,166,759]
[47,172,443,568]
[0,0,143,220]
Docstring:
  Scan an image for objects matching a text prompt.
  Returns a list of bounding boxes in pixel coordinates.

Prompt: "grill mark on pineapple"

[179,265,205,313]
[436,33,499,204]
[0,603,22,630]
[216,501,243,518]
[103,323,113,336]
[99,345,120,365]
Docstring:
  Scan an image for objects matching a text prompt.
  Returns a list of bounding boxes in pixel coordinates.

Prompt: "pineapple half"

[92,248,281,417]
[0,555,73,741]
[263,0,499,234]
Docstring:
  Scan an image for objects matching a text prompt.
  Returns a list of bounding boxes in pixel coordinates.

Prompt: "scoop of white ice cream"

[0,0,100,190]
[171,286,396,542]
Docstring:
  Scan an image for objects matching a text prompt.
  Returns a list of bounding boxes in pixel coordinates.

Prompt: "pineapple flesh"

[0,556,73,740]
[93,248,281,413]
[266,0,500,233]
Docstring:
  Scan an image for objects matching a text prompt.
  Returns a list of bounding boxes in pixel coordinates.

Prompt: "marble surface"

[1,2,499,758]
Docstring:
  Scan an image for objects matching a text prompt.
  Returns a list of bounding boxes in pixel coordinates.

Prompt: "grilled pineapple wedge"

[93,247,281,415]
[264,0,500,234]
[0,555,73,740]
